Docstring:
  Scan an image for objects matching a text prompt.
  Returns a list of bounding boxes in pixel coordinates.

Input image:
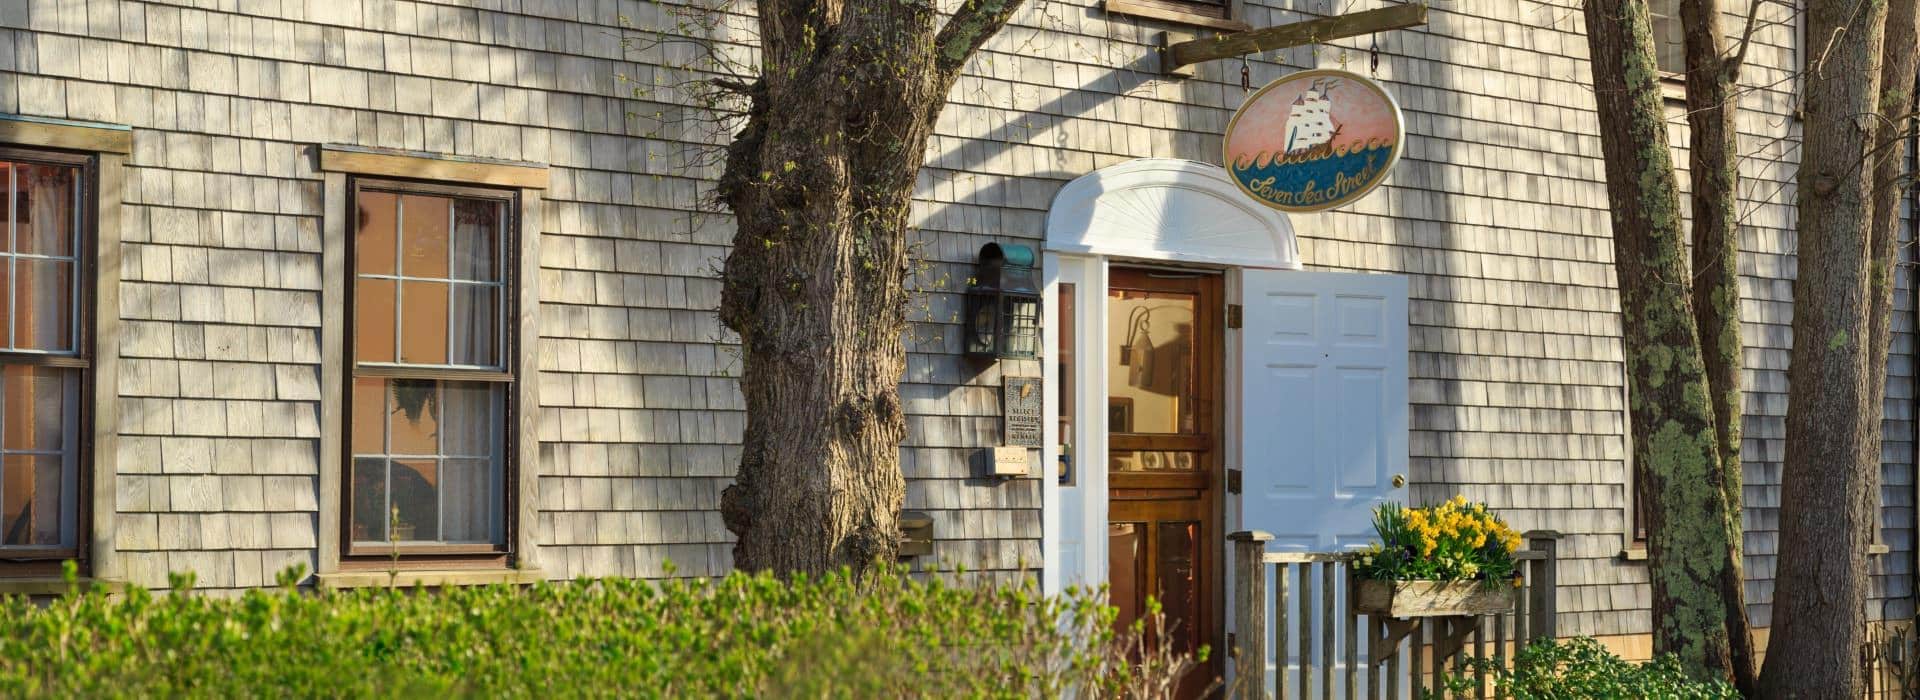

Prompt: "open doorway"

[1105,266,1225,696]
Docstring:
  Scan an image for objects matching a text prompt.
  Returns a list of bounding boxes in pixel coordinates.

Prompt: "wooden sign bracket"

[1156,3,1428,76]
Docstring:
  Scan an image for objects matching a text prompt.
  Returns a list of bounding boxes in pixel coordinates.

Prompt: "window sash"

[348,379,506,549]
[351,181,510,372]
[0,148,91,564]
[343,178,516,559]
[0,364,81,553]
[1649,0,1687,76]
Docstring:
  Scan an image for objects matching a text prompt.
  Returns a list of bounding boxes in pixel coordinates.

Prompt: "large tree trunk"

[1759,0,1889,694]
[1865,0,1920,607]
[1677,0,1756,692]
[712,0,1024,574]
[1582,0,1743,681]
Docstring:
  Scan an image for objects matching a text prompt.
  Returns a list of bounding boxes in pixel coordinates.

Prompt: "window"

[345,180,514,558]
[1651,0,1686,76]
[0,150,87,571]
[1058,283,1075,486]
[1102,0,1241,32]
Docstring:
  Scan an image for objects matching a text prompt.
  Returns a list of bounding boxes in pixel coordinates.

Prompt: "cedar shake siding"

[0,0,1908,642]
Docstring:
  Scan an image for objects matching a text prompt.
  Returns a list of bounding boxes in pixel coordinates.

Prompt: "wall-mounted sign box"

[1223,69,1404,213]
[1003,377,1042,447]
[992,446,1030,478]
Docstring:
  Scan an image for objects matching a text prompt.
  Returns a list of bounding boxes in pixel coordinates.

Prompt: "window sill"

[0,578,126,596]
[1658,74,1686,104]
[1103,0,1250,32]
[315,568,547,590]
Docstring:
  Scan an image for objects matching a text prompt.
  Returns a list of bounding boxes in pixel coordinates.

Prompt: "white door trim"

[1044,158,1301,270]
[1042,254,1106,595]
[1042,157,1299,594]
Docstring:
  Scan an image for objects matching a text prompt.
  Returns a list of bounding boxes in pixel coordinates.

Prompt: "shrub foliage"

[1444,637,1741,699]
[0,564,1202,698]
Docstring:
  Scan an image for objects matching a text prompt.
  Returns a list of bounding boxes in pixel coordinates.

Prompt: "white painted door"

[1237,269,1408,548]
[1232,269,1410,697]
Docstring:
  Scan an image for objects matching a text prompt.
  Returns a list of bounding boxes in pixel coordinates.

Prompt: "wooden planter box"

[1354,579,1516,618]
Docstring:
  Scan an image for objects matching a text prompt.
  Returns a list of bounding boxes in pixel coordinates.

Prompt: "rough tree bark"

[713,0,1025,574]
[1759,0,1889,694]
[1677,0,1757,692]
[1582,0,1746,681]
[1865,0,1920,598]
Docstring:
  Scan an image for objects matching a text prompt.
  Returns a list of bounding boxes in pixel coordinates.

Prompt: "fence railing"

[1227,530,1562,699]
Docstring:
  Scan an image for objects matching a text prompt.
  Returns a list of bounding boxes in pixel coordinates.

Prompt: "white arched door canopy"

[1045,158,1300,270]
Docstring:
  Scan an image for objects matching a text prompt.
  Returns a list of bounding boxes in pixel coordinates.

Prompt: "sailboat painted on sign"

[1282,78,1342,158]
[1224,69,1404,213]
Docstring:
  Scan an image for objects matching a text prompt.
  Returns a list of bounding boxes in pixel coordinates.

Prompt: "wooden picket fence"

[1226,530,1561,699]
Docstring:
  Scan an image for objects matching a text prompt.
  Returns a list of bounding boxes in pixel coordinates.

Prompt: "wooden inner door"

[1105,266,1222,695]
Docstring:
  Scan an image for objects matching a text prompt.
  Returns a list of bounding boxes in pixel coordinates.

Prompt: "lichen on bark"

[1582,0,1751,683]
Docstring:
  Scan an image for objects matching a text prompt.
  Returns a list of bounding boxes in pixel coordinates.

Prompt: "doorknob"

[1391,474,1406,488]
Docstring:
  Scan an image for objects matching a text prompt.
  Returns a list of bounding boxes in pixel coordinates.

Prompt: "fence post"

[1523,530,1561,642]
[1229,530,1273,700]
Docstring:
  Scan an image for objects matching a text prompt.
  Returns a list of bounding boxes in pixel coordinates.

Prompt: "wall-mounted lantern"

[964,242,1041,360]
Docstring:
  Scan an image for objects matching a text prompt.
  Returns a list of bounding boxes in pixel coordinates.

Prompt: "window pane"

[390,459,439,542]
[355,191,398,275]
[14,260,72,351]
[1108,523,1144,635]
[452,199,500,282]
[0,263,10,340]
[1109,450,1201,472]
[1652,1,1685,74]
[1058,283,1075,485]
[449,285,498,367]
[350,377,386,456]
[350,457,388,543]
[399,194,450,279]
[353,278,396,363]
[388,379,440,455]
[1,454,62,546]
[440,458,492,543]
[14,163,74,256]
[440,382,495,457]
[4,365,69,452]
[0,162,12,253]
[400,280,450,365]
[1156,522,1202,657]
[1108,287,1199,435]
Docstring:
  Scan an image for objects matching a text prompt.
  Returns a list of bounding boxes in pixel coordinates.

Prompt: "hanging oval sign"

[1223,69,1404,213]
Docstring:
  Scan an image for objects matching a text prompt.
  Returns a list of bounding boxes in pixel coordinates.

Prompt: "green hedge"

[0,564,1196,699]
[1444,637,1740,699]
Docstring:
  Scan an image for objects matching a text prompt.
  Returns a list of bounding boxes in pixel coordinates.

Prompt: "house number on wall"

[1003,378,1043,448]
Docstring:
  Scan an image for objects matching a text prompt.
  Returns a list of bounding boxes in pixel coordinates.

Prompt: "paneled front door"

[1105,267,1222,696]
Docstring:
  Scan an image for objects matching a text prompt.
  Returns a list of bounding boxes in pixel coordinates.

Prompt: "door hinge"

[1227,468,1243,494]
[1227,632,1237,657]
[1227,304,1243,329]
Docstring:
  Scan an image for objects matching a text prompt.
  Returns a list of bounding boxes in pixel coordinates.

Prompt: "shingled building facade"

[0,0,1907,662]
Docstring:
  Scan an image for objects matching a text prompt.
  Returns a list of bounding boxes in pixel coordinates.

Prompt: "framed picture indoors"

[1108,397,1134,433]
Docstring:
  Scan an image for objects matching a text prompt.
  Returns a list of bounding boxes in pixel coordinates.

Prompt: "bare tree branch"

[1725,0,1769,75]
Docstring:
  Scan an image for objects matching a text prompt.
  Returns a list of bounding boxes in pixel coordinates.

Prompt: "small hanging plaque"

[1003,377,1043,448]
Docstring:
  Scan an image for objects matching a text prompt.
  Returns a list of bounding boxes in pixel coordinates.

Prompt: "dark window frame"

[1650,0,1687,79]
[340,176,521,568]
[0,146,96,576]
